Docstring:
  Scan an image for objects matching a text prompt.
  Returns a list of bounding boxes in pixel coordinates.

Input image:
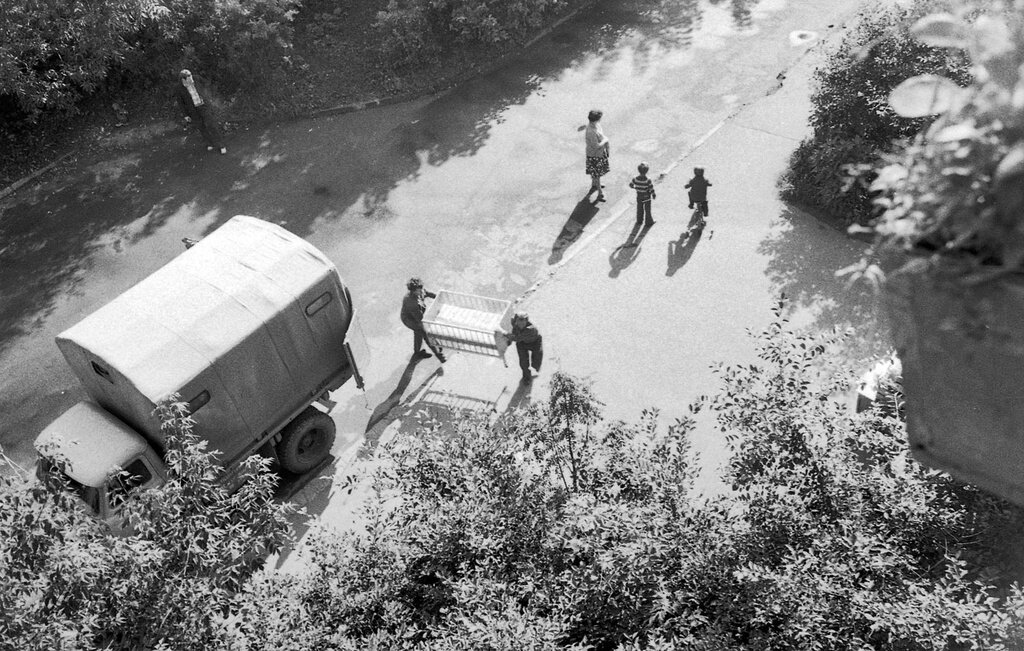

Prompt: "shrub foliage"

[780,0,970,226]
[0,0,300,125]
[4,314,1023,648]
[229,304,1024,650]
[0,399,293,650]
[374,0,570,67]
[0,0,142,120]
[4,316,1024,649]
[132,0,301,93]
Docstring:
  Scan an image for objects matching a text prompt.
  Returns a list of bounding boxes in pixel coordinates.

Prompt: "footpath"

[278,23,885,568]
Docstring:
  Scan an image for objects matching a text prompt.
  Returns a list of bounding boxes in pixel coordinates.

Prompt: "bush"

[781,0,971,226]
[229,308,1024,649]
[0,399,293,650]
[375,0,568,67]
[783,135,879,227]
[6,328,1022,648]
[0,0,300,127]
[375,2,440,68]
[132,0,302,94]
[0,0,142,121]
[704,304,1024,648]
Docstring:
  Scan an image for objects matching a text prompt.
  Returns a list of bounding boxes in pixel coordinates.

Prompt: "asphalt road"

[0,0,881,479]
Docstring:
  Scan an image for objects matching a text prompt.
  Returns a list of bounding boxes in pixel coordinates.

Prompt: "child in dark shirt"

[685,166,712,217]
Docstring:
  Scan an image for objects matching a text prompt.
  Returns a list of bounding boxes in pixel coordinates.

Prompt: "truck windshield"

[108,458,153,509]
[36,458,101,514]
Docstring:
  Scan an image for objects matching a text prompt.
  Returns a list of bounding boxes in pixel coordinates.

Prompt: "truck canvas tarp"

[54,216,354,469]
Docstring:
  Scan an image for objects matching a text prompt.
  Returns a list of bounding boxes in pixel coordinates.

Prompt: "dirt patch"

[0,0,574,191]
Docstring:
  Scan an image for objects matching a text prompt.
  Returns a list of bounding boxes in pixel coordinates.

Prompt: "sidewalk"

[281,24,888,567]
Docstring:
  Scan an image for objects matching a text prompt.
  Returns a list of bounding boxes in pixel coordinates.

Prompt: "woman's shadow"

[666,210,705,276]
[550,197,600,264]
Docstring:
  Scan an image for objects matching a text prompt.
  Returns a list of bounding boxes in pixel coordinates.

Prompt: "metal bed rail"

[422,290,511,361]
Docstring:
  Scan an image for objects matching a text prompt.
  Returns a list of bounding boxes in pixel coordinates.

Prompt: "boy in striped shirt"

[629,162,656,227]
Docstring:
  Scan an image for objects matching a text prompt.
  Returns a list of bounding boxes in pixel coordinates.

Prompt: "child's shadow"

[609,222,651,278]
[666,211,705,276]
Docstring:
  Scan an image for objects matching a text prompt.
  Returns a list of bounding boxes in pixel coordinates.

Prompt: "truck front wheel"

[278,407,336,474]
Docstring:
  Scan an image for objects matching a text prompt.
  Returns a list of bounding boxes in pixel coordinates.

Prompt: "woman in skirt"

[585,109,610,202]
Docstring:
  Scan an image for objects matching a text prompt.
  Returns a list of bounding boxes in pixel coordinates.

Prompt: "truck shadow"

[272,458,339,564]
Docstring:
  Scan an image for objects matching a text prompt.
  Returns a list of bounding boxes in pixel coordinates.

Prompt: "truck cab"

[35,402,166,523]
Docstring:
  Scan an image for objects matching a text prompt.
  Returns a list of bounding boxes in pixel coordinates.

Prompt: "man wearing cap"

[401,277,446,362]
[504,312,543,382]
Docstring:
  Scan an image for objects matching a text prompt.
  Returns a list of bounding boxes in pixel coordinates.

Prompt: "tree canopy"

[0,0,299,124]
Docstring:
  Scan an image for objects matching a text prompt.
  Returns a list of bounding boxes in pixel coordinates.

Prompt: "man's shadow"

[362,357,443,453]
[506,377,533,411]
[609,221,652,278]
[666,210,705,276]
[550,198,600,264]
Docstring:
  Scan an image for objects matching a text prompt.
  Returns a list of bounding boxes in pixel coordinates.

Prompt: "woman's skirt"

[585,155,610,177]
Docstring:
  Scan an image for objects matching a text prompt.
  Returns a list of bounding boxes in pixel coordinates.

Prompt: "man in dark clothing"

[401,277,446,362]
[504,312,543,382]
[177,69,226,154]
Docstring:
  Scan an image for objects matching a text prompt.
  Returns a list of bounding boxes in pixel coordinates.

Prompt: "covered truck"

[34,215,363,521]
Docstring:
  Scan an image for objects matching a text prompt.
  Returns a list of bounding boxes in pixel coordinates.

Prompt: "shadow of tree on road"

[0,0,756,358]
[579,0,760,65]
[0,0,775,473]
[0,150,212,355]
[711,0,757,29]
[759,205,890,368]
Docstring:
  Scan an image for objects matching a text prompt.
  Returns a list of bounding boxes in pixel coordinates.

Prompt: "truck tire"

[277,407,336,474]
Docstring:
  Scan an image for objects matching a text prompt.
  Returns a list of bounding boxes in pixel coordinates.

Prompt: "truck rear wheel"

[278,407,336,474]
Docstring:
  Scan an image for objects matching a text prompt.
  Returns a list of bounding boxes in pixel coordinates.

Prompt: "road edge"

[0,3,599,203]
[310,2,599,119]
